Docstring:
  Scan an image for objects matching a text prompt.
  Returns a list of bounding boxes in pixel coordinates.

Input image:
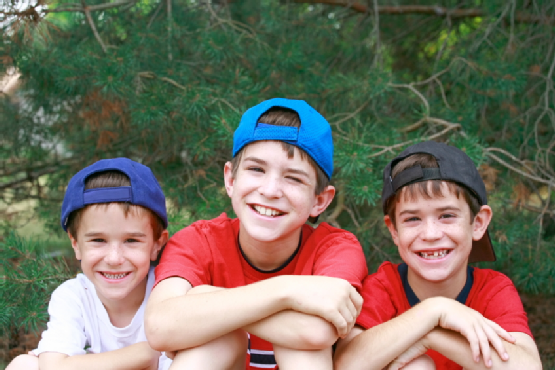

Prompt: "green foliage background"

[1,0,554,358]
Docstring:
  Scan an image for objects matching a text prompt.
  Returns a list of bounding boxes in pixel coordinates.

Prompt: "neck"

[238,225,301,271]
[407,267,467,301]
[101,276,147,328]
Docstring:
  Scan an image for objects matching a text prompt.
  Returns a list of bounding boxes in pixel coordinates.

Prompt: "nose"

[105,243,125,265]
[421,218,443,241]
[258,173,283,199]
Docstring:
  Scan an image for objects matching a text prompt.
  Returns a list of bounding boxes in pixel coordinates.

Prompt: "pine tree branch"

[82,0,108,53]
[484,149,555,186]
[291,2,555,24]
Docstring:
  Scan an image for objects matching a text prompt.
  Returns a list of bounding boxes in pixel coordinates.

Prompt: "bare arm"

[423,329,541,370]
[334,301,437,370]
[334,297,515,370]
[188,284,339,349]
[38,342,159,370]
[145,275,360,352]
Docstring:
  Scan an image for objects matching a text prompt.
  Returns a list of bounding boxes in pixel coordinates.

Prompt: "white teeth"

[102,272,127,279]
[253,205,282,217]
[419,250,449,259]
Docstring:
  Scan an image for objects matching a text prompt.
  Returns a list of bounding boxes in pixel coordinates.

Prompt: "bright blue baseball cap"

[232,98,334,179]
[60,157,167,231]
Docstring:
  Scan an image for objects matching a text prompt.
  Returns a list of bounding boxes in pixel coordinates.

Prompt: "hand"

[281,275,363,338]
[387,340,429,370]
[430,297,515,367]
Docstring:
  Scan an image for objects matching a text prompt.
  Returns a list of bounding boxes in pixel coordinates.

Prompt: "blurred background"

[1,0,554,368]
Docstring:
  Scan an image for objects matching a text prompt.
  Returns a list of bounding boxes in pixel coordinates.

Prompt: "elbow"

[144,309,170,351]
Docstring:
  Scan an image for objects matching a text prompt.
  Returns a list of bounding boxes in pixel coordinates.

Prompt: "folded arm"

[334,297,515,370]
[423,329,541,370]
[38,342,159,370]
[189,284,338,349]
[145,275,360,352]
[334,300,438,370]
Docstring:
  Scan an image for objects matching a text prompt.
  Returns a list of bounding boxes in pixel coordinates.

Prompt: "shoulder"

[50,274,93,301]
[46,274,97,319]
[364,262,402,291]
[170,213,238,243]
[470,267,517,296]
[468,267,532,334]
[309,222,360,245]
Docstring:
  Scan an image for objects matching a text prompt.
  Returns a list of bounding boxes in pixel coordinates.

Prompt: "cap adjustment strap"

[253,123,299,141]
[83,186,132,205]
[391,166,441,192]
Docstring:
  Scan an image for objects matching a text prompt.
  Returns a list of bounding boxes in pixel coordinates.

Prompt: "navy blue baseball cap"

[381,141,495,262]
[60,157,168,231]
[232,98,334,179]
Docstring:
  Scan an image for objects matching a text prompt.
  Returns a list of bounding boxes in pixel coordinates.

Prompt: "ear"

[309,185,336,217]
[223,161,235,198]
[151,229,169,261]
[384,215,400,247]
[68,232,82,260]
[472,205,492,241]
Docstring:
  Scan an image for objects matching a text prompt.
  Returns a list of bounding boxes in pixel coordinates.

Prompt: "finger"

[463,327,481,363]
[328,310,348,337]
[483,323,510,361]
[388,361,401,370]
[487,318,516,344]
[346,296,358,321]
[338,304,355,335]
[474,324,493,368]
[350,288,363,315]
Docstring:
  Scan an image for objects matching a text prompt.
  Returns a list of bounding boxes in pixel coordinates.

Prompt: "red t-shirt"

[155,213,368,370]
[356,261,532,370]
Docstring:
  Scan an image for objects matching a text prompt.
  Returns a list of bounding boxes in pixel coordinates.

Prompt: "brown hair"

[66,170,165,240]
[385,153,481,226]
[230,107,330,195]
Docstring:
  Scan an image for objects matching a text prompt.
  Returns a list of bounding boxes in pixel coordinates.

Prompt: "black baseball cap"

[381,141,495,262]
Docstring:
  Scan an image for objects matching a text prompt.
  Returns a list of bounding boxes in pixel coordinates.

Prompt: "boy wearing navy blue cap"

[7,158,171,370]
[146,99,367,370]
[334,141,541,370]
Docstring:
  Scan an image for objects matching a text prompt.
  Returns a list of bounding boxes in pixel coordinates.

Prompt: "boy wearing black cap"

[146,98,367,370]
[6,158,171,370]
[334,141,541,370]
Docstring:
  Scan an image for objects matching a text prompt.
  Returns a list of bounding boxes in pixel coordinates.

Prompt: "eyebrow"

[243,157,311,178]
[398,205,461,216]
[84,232,147,237]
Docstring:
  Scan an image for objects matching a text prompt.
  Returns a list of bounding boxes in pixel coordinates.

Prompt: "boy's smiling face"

[385,182,491,296]
[69,204,167,311]
[224,141,334,269]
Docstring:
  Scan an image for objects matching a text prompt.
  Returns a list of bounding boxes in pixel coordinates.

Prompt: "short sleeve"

[155,224,213,288]
[473,272,533,337]
[312,232,368,291]
[34,282,88,356]
[356,269,400,330]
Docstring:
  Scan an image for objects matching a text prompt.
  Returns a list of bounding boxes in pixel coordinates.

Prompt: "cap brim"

[469,230,496,263]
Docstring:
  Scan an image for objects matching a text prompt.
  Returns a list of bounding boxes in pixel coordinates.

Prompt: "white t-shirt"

[34,267,171,370]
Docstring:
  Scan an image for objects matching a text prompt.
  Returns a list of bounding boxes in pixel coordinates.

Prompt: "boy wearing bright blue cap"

[146,99,368,370]
[7,158,171,370]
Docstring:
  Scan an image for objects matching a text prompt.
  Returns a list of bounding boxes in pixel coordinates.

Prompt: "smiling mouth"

[101,272,130,280]
[251,205,285,217]
[418,250,451,259]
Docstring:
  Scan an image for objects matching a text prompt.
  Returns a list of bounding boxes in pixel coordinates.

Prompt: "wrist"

[268,275,293,311]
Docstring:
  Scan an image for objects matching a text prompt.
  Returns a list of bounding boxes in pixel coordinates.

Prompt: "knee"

[6,354,39,370]
[171,330,247,370]
[401,354,436,370]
